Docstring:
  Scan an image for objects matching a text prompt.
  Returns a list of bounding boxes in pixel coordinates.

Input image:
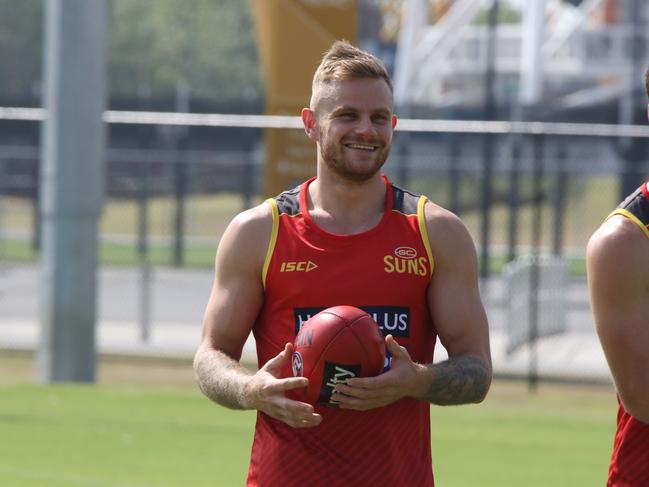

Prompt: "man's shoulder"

[419,200,476,264]
[421,199,465,233]
[231,202,273,228]
[389,182,457,225]
[222,203,274,248]
[591,214,648,254]
[588,215,649,279]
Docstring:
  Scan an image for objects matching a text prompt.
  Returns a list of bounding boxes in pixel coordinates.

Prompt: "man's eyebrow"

[331,105,357,114]
[372,108,392,116]
[331,106,391,115]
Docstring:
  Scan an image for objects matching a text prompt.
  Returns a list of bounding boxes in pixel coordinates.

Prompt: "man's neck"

[306,172,387,235]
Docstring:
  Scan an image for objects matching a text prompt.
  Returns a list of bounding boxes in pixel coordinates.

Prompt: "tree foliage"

[0,0,43,102]
[109,0,262,105]
[0,0,262,106]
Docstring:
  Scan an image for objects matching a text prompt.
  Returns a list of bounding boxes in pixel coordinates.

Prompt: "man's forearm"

[419,355,492,405]
[193,348,253,410]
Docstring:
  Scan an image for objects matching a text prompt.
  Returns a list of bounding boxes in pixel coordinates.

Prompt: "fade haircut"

[310,40,393,109]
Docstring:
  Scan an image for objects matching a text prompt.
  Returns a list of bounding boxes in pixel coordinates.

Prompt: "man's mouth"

[344,143,378,151]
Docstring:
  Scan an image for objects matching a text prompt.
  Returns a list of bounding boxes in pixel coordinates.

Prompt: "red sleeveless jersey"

[246,175,436,487]
[605,183,649,486]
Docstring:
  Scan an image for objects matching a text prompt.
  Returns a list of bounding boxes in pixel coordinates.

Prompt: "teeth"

[346,143,375,151]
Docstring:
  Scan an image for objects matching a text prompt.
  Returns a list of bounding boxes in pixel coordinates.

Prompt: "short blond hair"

[310,40,392,108]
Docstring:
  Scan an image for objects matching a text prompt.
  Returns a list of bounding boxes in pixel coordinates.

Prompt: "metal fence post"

[448,139,461,215]
[552,144,567,257]
[507,138,521,262]
[528,132,545,392]
[138,164,151,343]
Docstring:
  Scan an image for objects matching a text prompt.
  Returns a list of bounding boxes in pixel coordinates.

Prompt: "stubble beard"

[319,144,391,183]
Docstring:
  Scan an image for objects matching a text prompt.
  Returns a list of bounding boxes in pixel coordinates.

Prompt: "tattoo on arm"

[193,350,253,410]
[422,355,492,405]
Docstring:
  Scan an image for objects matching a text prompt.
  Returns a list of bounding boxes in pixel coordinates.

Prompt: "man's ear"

[302,108,318,141]
[391,114,398,129]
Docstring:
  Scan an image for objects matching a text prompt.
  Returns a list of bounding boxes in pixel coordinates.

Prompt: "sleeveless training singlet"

[604,182,649,486]
[246,175,436,487]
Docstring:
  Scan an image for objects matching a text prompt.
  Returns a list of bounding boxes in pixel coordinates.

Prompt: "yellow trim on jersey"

[417,196,435,277]
[262,198,280,290]
[606,208,649,240]
[391,208,417,217]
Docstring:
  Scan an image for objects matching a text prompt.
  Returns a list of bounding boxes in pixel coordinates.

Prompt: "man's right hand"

[242,343,323,428]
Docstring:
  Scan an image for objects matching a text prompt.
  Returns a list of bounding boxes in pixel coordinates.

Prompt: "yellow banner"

[250,0,357,196]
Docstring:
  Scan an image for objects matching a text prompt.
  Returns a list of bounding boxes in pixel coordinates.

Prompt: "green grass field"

[0,354,617,487]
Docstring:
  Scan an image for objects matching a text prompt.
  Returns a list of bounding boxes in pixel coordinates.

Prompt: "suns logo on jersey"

[384,247,427,276]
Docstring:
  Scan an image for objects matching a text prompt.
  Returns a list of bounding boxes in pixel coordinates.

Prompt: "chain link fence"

[1,116,647,381]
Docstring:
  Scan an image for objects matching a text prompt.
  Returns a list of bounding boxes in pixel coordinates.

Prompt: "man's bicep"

[200,209,269,360]
[429,269,490,359]
[588,224,649,419]
[426,212,490,361]
[588,224,644,353]
[202,276,263,361]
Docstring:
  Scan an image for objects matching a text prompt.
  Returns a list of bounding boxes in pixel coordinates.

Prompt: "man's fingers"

[345,372,391,389]
[332,392,382,411]
[261,343,293,371]
[334,381,390,398]
[284,413,323,428]
[265,396,322,428]
[265,376,309,392]
[385,334,408,357]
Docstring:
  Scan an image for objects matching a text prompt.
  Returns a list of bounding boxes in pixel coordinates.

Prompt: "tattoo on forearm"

[423,355,491,405]
[193,350,252,410]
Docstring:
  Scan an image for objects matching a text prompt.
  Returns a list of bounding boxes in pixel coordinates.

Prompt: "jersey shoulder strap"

[606,183,649,240]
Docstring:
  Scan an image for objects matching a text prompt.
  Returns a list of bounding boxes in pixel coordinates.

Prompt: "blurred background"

[2,1,648,485]
[2,0,649,381]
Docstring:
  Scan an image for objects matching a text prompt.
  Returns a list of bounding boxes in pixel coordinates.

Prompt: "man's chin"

[331,166,383,183]
[321,151,388,183]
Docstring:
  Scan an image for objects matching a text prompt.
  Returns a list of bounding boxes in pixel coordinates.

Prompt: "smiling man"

[193,41,492,487]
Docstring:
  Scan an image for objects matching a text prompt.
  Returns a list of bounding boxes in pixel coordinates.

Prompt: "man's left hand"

[331,335,427,410]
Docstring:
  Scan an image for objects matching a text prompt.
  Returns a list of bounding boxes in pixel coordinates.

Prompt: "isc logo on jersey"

[384,246,428,276]
[280,260,318,272]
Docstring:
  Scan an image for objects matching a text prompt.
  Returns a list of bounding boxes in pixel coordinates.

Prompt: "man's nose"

[354,117,376,137]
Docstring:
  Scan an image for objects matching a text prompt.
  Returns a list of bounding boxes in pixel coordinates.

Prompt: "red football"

[288,305,386,406]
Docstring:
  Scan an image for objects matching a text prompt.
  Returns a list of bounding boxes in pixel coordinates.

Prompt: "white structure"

[393,0,649,111]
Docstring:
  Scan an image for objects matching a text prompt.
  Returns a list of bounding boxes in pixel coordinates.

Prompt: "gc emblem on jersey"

[384,246,428,276]
[395,246,417,259]
[291,351,304,377]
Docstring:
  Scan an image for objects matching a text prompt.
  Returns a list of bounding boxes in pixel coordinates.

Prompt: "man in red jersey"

[193,40,492,487]
[587,68,649,486]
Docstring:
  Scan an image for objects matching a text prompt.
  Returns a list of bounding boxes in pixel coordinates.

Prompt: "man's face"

[306,78,396,183]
